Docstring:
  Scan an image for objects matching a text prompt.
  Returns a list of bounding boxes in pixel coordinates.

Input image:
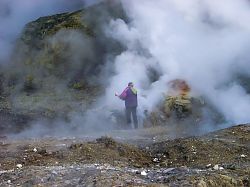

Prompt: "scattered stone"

[206,164,212,168]
[33,148,38,152]
[213,164,219,170]
[141,171,147,176]
[130,169,139,173]
[16,164,23,169]
[153,158,159,162]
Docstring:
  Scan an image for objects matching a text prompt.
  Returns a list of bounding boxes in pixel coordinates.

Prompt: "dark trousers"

[126,107,138,129]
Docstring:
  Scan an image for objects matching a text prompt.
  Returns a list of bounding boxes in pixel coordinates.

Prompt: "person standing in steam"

[115,82,138,129]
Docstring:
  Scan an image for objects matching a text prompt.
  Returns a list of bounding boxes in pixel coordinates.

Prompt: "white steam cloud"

[2,0,250,138]
[103,0,250,124]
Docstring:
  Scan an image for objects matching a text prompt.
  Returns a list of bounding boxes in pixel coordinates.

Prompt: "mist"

[0,0,99,64]
[101,0,250,126]
[2,0,250,138]
[0,0,128,138]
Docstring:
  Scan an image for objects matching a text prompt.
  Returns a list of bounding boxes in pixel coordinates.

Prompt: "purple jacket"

[119,87,138,108]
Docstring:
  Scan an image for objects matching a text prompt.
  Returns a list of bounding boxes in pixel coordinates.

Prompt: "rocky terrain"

[0,124,249,186]
[0,1,126,134]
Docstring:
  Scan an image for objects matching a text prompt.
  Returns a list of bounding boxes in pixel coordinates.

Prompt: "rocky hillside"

[21,10,93,47]
[0,1,126,133]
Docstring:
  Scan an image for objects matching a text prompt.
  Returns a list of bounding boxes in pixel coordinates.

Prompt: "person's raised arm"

[115,87,128,100]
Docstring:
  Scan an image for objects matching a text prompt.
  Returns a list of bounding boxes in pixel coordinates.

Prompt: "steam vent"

[0,0,249,186]
[164,79,192,118]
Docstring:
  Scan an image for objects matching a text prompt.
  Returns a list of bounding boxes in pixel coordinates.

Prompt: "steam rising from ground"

[2,0,250,138]
[103,0,250,125]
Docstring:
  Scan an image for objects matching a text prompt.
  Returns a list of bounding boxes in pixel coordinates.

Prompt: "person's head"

[128,82,134,87]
